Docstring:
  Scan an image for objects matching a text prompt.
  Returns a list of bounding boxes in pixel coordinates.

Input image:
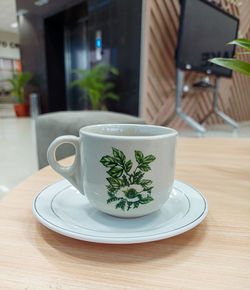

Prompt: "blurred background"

[0,0,249,198]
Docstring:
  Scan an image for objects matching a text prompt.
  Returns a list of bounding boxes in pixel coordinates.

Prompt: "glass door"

[64,19,89,110]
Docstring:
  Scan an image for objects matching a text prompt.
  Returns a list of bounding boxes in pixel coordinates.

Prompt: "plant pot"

[14,104,29,117]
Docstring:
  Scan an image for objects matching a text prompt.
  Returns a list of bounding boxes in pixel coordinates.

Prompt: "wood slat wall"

[141,0,250,129]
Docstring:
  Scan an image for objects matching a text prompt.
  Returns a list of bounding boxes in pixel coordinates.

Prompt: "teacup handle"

[47,135,84,195]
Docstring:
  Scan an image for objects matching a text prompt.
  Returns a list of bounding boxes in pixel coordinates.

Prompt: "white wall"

[0,31,20,59]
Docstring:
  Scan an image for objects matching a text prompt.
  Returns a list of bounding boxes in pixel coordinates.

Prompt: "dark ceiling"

[16,0,85,18]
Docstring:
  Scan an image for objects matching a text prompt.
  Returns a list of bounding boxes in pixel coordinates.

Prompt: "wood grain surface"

[0,138,250,289]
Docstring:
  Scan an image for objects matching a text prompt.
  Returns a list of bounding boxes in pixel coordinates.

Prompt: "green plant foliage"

[71,63,119,110]
[100,147,156,211]
[209,58,250,76]
[209,38,250,76]
[6,72,32,104]
[228,38,250,51]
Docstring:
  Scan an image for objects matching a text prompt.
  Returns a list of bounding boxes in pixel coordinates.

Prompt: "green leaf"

[107,191,115,197]
[124,160,133,173]
[133,201,140,209]
[227,38,250,51]
[107,196,119,203]
[107,167,123,178]
[127,201,133,211]
[110,66,119,75]
[70,63,119,110]
[234,52,250,58]
[88,88,101,110]
[121,175,129,186]
[72,69,89,76]
[106,177,121,190]
[140,179,152,187]
[135,150,144,164]
[139,195,154,204]
[145,186,153,194]
[70,79,85,88]
[143,155,156,164]
[138,163,151,172]
[132,171,144,184]
[18,72,32,87]
[112,148,126,165]
[104,92,119,101]
[106,185,117,193]
[6,71,31,104]
[104,82,115,90]
[209,58,250,76]
[100,155,117,167]
[115,200,126,211]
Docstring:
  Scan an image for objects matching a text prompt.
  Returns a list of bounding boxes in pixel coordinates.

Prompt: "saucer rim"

[32,179,208,244]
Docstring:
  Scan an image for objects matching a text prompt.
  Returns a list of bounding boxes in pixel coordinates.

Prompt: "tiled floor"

[0,104,250,199]
[178,121,250,138]
[0,105,38,199]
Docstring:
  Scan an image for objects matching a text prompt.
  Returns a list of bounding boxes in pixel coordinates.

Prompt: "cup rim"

[80,124,178,140]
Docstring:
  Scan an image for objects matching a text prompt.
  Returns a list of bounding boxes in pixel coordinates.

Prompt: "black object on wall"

[176,0,239,78]
[44,11,66,112]
[17,0,142,116]
[44,2,88,112]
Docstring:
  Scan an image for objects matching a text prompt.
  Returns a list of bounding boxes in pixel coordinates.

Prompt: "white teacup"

[47,124,177,218]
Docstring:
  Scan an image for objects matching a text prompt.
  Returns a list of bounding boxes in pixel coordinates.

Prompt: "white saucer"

[32,179,208,244]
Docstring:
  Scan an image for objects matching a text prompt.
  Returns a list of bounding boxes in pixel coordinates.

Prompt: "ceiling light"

[34,0,49,6]
[11,22,18,28]
[17,9,29,16]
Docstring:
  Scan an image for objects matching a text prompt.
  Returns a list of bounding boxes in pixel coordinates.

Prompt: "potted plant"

[7,71,32,117]
[71,63,119,110]
[209,38,250,76]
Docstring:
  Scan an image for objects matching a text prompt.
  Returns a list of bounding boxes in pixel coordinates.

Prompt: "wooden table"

[0,139,250,289]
